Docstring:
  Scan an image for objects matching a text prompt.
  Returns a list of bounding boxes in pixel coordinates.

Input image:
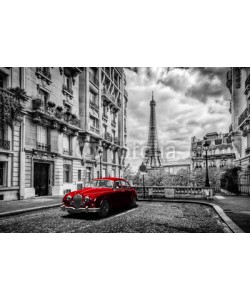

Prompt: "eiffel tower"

[143,92,163,169]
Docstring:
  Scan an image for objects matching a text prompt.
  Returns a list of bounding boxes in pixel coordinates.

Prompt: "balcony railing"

[63,149,73,156]
[215,139,222,145]
[238,106,249,126]
[124,89,128,98]
[103,132,112,142]
[102,113,108,121]
[114,137,120,145]
[62,84,73,98]
[89,100,99,111]
[89,73,99,87]
[102,87,120,109]
[36,67,52,82]
[0,139,10,150]
[37,142,51,152]
[245,75,250,94]
[90,126,100,134]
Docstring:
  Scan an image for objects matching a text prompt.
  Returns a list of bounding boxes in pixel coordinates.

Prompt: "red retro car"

[61,177,138,217]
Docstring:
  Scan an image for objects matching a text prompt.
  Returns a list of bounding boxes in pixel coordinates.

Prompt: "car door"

[113,180,124,208]
[121,180,132,206]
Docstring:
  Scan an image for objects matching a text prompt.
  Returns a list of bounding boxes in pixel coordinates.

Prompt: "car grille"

[73,194,82,209]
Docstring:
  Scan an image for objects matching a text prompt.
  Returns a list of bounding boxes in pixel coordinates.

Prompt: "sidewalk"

[0,195,62,217]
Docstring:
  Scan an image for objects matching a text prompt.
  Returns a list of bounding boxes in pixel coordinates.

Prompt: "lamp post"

[98,148,103,178]
[203,141,210,188]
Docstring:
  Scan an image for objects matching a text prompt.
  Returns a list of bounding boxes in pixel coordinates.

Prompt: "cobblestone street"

[0,202,232,233]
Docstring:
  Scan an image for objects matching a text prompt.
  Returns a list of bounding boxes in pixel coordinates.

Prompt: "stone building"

[190,132,235,171]
[0,67,128,201]
[226,67,250,194]
[163,158,190,175]
[78,68,127,181]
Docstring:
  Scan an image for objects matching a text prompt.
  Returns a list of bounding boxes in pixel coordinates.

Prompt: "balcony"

[63,149,73,156]
[102,113,108,121]
[114,137,120,145]
[238,106,249,127]
[103,132,112,142]
[245,75,250,95]
[62,84,73,99]
[89,100,99,111]
[36,67,52,84]
[37,142,51,152]
[0,139,10,150]
[124,89,128,99]
[90,126,100,134]
[101,87,120,110]
[246,147,250,155]
[89,73,99,87]
[215,139,222,145]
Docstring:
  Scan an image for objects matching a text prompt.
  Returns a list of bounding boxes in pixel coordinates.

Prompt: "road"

[0,201,232,233]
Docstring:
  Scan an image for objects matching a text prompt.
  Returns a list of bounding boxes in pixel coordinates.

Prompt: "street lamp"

[98,148,103,178]
[203,141,210,188]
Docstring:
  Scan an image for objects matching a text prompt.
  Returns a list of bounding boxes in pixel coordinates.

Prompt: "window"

[86,167,91,182]
[112,150,116,164]
[37,126,49,151]
[63,164,71,183]
[89,90,98,105]
[0,73,4,88]
[63,134,72,156]
[103,124,107,133]
[78,170,81,181]
[90,116,99,129]
[103,105,107,116]
[0,162,7,187]
[64,74,72,90]
[38,89,49,106]
[103,148,107,162]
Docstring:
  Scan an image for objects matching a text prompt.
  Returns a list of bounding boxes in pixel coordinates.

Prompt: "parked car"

[61,177,138,217]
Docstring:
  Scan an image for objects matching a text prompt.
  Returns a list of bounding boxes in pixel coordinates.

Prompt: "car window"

[114,181,122,189]
[120,180,128,188]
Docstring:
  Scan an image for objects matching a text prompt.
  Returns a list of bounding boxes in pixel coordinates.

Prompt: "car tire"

[98,200,110,218]
[130,195,137,208]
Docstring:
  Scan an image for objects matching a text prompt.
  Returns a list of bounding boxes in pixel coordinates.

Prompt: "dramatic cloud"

[124,67,231,171]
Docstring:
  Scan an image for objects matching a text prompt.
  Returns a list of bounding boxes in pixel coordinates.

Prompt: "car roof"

[94,177,128,181]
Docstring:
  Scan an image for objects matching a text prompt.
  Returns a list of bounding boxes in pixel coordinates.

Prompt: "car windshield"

[88,180,114,188]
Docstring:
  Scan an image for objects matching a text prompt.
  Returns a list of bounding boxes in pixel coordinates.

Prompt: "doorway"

[34,162,49,196]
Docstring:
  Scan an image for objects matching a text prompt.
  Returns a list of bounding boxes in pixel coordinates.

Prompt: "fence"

[132,186,213,200]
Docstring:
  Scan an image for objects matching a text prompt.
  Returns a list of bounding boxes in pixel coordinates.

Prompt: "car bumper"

[61,205,100,213]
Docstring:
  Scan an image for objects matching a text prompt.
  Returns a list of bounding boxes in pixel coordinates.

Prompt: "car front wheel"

[98,200,110,218]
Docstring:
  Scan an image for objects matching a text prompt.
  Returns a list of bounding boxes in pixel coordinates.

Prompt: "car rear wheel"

[98,200,110,218]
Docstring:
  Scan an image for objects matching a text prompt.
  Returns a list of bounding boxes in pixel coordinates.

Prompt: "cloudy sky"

[124,67,231,170]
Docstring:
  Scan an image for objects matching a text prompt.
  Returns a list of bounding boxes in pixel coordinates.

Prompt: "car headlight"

[84,196,90,203]
[67,195,72,201]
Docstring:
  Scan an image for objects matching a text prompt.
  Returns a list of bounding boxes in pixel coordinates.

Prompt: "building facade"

[0,67,128,201]
[163,158,190,175]
[190,132,235,171]
[226,67,250,194]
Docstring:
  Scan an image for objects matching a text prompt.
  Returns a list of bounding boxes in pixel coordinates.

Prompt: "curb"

[137,198,244,233]
[0,203,61,218]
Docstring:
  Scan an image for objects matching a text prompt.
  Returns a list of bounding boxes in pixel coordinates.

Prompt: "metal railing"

[36,67,51,80]
[62,84,73,96]
[90,126,100,134]
[0,139,10,150]
[37,142,51,152]
[89,100,99,110]
[238,106,249,126]
[63,149,73,156]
